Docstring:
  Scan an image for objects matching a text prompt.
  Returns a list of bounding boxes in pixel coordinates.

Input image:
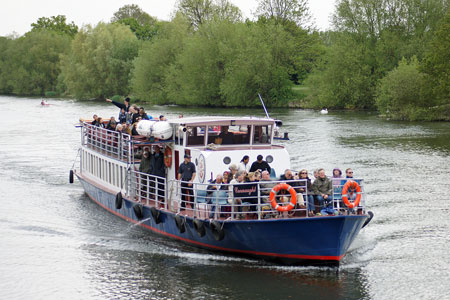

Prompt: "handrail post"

[257,182,261,220]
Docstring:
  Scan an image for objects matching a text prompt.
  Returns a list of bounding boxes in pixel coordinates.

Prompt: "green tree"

[255,0,311,27]
[219,21,297,106]
[60,23,140,99]
[111,4,157,26]
[131,15,192,103]
[31,15,78,37]
[176,0,242,29]
[422,11,450,104]
[306,32,375,109]
[376,57,431,120]
[111,4,159,40]
[0,31,71,95]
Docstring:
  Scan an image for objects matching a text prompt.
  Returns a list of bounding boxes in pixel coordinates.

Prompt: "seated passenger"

[312,168,333,214]
[91,114,99,126]
[118,108,127,124]
[218,126,234,144]
[96,117,105,128]
[298,169,314,215]
[106,119,117,130]
[139,107,151,120]
[207,175,227,218]
[332,168,343,186]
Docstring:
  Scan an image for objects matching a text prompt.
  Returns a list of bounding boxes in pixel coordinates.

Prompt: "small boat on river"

[70,116,372,266]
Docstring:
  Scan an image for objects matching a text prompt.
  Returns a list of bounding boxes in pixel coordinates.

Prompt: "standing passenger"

[238,155,251,173]
[106,97,130,115]
[150,145,166,201]
[178,154,196,210]
[249,155,271,173]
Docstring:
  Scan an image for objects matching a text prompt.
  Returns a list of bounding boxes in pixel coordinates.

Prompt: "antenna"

[258,94,270,119]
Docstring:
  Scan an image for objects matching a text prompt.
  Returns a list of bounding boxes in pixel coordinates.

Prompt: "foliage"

[421,10,450,105]
[60,23,140,99]
[116,18,160,40]
[131,14,192,103]
[31,15,78,37]
[111,4,157,26]
[0,31,71,95]
[112,4,159,40]
[254,0,311,27]
[305,0,449,111]
[176,0,242,29]
[376,57,432,120]
[306,32,375,109]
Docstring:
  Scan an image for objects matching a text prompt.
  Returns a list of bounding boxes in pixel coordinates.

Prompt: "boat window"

[207,125,250,145]
[187,126,206,146]
[253,125,272,144]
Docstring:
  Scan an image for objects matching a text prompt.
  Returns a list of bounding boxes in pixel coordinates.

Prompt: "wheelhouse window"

[207,125,250,145]
[253,125,272,144]
[187,126,206,146]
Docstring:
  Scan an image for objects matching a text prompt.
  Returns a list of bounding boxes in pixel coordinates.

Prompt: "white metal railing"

[164,179,366,221]
[82,123,132,162]
[129,170,168,209]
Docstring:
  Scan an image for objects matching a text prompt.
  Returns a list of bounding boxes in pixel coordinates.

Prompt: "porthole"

[266,155,274,163]
[223,156,231,165]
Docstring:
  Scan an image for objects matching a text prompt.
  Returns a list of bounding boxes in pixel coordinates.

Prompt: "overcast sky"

[0,0,336,37]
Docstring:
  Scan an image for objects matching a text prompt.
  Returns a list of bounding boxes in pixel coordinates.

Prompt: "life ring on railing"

[342,180,362,209]
[164,147,172,168]
[269,183,297,212]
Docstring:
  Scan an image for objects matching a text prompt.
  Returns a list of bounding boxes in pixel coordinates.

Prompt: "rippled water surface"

[1,96,450,299]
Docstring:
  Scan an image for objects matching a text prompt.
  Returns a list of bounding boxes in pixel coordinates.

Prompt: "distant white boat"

[320,108,328,114]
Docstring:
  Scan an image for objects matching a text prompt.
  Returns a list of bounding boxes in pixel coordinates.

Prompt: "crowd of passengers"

[178,153,359,219]
[89,97,171,136]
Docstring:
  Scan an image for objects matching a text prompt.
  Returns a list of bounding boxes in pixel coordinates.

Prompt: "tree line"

[0,0,448,120]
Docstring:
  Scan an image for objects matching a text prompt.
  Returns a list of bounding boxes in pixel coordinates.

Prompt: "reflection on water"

[0,96,449,299]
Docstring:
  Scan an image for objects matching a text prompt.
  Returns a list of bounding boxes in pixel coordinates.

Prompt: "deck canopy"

[169,116,276,127]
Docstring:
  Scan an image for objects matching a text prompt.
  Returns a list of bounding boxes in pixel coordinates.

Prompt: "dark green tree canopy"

[31,15,78,37]
[176,0,242,29]
[111,4,157,26]
[254,0,311,27]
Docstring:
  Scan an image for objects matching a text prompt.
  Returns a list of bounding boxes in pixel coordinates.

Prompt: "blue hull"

[78,175,368,265]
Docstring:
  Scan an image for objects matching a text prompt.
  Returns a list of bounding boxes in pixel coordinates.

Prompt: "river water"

[1,96,449,300]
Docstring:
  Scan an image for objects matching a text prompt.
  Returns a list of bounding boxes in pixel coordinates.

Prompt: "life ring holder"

[269,183,297,212]
[164,147,172,168]
[342,180,362,209]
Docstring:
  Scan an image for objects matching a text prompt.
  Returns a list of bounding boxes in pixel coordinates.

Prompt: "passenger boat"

[70,116,373,266]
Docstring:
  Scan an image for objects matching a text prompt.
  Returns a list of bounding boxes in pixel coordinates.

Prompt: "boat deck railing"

[81,123,132,162]
[128,178,366,221]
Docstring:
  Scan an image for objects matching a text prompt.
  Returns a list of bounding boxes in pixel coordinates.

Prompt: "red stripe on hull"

[84,191,344,262]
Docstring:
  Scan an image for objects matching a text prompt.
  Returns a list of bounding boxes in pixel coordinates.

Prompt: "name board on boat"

[233,183,258,198]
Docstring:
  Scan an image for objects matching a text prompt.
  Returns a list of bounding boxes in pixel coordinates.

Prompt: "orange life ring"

[269,183,297,212]
[164,147,172,168]
[342,180,362,209]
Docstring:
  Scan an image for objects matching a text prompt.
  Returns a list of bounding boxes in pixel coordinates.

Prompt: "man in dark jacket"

[178,154,196,209]
[249,155,271,173]
[106,97,130,113]
[150,145,166,200]
[312,168,333,210]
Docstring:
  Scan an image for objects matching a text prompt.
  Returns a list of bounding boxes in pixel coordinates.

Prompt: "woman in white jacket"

[238,155,250,173]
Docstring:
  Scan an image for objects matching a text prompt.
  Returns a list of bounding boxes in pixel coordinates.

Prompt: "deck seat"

[196,190,208,203]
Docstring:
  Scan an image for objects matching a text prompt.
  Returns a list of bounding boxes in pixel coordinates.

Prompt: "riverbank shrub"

[376,57,432,120]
